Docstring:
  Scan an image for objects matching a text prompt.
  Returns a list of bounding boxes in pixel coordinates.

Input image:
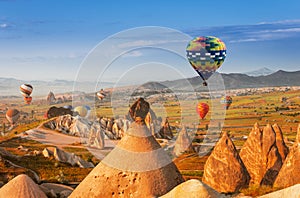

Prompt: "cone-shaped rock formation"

[156,117,173,140]
[239,123,282,186]
[272,124,289,163]
[202,132,250,193]
[159,179,224,198]
[274,124,300,188]
[258,184,300,198]
[0,174,47,198]
[70,98,183,198]
[173,126,194,157]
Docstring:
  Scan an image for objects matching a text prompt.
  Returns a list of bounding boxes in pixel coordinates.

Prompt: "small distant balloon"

[74,106,88,117]
[84,105,91,111]
[196,102,209,120]
[97,89,106,100]
[63,105,73,110]
[20,84,33,97]
[186,36,226,86]
[24,96,32,105]
[220,96,233,110]
[6,109,20,125]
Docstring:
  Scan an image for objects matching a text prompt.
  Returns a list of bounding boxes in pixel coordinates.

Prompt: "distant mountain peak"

[245,67,275,76]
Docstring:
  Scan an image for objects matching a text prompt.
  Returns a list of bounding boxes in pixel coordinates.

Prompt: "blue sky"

[1,0,300,82]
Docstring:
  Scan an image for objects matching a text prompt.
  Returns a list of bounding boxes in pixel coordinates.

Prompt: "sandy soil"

[18,124,117,160]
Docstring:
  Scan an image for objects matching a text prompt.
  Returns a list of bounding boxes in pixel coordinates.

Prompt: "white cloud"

[0,23,8,28]
[118,39,185,49]
[229,38,259,43]
[258,19,300,25]
[261,28,300,33]
[122,50,143,57]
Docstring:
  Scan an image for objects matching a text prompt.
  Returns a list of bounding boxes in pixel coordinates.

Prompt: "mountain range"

[0,69,299,97]
[144,70,300,92]
[244,67,275,76]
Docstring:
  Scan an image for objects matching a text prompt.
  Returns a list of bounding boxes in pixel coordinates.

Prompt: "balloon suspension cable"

[195,70,208,86]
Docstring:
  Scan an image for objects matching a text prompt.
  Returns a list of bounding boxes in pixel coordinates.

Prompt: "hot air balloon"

[6,109,20,125]
[46,106,73,119]
[74,106,88,117]
[63,105,73,110]
[84,105,91,118]
[186,36,226,86]
[24,96,32,105]
[97,89,106,100]
[220,96,232,110]
[20,84,33,97]
[196,102,209,120]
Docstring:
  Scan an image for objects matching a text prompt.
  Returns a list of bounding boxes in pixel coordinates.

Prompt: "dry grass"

[0,89,299,195]
[240,184,283,197]
[0,137,94,183]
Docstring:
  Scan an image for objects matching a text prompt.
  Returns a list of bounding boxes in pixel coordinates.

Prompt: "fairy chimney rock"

[46,91,56,105]
[274,124,300,188]
[0,174,47,198]
[157,118,173,140]
[173,126,194,157]
[296,124,300,144]
[272,123,289,163]
[159,179,224,198]
[239,123,282,186]
[202,132,250,193]
[69,98,183,198]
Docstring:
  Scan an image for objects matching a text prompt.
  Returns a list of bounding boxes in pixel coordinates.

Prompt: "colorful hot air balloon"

[63,105,73,110]
[6,109,20,125]
[20,84,33,97]
[97,89,106,100]
[74,106,88,117]
[220,96,233,110]
[24,96,32,105]
[186,36,226,86]
[196,102,209,120]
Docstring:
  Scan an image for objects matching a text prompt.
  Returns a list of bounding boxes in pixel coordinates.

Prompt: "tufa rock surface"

[258,183,300,198]
[239,123,282,186]
[272,123,289,163]
[69,98,183,198]
[0,174,47,198]
[156,117,174,140]
[173,126,194,157]
[202,132,250,193]
[274,124,300,188]
[159,179,224,198]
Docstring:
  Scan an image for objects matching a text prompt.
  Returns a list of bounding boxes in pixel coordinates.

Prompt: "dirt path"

[23,127,82,148]
[19,123,117,160]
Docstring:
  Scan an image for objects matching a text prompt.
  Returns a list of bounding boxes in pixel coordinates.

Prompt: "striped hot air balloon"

[6,109,20,125]
[196,102,209,120]
[220,96,233,110]
[97,89,107,100]
[20,84,33,97]
[74,106,88,117]
[24,96,32,105]
[186,36,226,86]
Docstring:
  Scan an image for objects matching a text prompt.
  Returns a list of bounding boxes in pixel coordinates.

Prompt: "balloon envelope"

[220,96,232,110]
[97,89,106,100]
[84,105,91,111]
[24,96,32,105]
[196,102,209,119]
[63,105,73,110]
[74,106,88,117]
[20,84,33,97]
[6,109,20,124]
[186,36,226,80]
